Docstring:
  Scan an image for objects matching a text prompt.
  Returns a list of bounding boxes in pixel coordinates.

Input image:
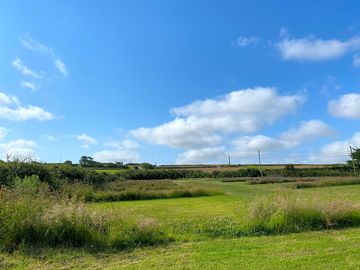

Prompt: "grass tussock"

[247,195,360,234]
[193,194,360,238]
[0,176,171,252]
[294,178,360,189]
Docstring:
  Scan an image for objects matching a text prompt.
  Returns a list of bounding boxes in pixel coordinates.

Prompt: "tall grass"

[0,176,170,252]
[247,195,360,234]
[194,194,360,238]
[64,180,222,203]
[294,178,360,189]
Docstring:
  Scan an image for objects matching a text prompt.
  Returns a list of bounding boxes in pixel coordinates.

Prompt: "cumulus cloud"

[276,36,360,61]
[76,133,97,148]
[0,92,54,121]
[280,120,334,142]
[176,147,226,165]
[328,93,360,119]
[131,87,305,149]
[93,150,139,163]
[230,120,333,158]
[0,139,37,160]
[12,57,43,79]
[235,36,259,47]
[93,139,140,163]
[309,133,360,164]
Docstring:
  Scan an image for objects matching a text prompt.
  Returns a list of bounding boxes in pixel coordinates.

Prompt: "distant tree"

[63,160,73,166]
[349,147,360,169]
[140,163,156,170]
[79,156,95,167]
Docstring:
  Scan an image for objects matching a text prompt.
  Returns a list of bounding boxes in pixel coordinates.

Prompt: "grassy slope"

[3,179,360,269]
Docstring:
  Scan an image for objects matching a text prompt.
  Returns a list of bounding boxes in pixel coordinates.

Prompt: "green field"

[2,178,360,269]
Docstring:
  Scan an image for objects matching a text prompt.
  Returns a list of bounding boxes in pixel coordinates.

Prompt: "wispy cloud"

[21,81,38,91]
[54,58,68,76]
[19,34,68,77]
[12,57,43,79]
[234,36,259,47]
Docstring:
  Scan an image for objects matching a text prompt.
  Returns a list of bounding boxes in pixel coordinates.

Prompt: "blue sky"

[0,0,360,164]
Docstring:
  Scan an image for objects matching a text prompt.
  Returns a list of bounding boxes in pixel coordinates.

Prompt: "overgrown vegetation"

[246,195,360,234]
[0,161,116,189]
[294,178,360,189]
[65,180,222,202]
[194,194,360,238]
[0,176,170,252]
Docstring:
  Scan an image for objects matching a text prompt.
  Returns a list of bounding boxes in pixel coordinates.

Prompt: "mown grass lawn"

[2,178,360,269]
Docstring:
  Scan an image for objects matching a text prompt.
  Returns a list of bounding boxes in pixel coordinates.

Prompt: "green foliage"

[349,147,360,169]
[0,162,117,190]
[119,168,263,180]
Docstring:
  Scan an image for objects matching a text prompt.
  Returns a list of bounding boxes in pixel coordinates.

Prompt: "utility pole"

[258,149,263,177]
[350,146,356,174]
[228,155,231,166]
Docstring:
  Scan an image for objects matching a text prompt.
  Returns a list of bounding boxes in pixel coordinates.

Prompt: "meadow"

[2,166,360,269]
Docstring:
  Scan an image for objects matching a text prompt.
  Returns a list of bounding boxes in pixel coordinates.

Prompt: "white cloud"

[309,133,360,164]
[104,139,139,149]
[12,57,44,79]
[76,133,97,148]
[328,93,360,119]
[21,81,38,91]
[235,36,259,47]
[54,58,68,76]
[93,139,140,163]
[131,87,305,149]
[93,150,139,163]
[176,147,226,164]
[276,36,360,61]
[230,120,333,159]
[280,120,334,142]
[0,139,37,160]
[0,92,54,121]
[353,54,360,67]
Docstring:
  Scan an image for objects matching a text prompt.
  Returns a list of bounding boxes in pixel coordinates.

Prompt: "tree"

[63,160,73,166]
[79,156,96,167]
[349,147,360,169]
